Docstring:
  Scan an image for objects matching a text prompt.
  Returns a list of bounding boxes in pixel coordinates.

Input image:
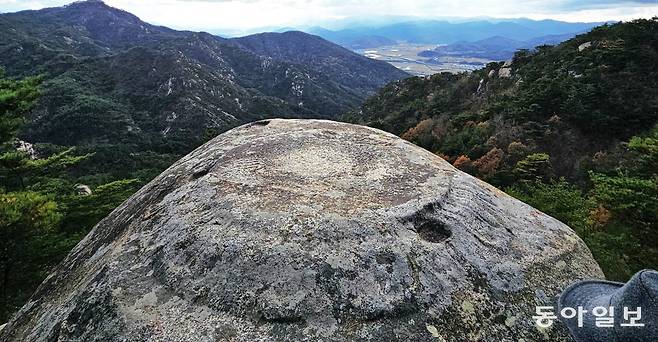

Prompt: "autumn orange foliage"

[472,147,504,177]
[453,155,472,170]
[401,118,434,142]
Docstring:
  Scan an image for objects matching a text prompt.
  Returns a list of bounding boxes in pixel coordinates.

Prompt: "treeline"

[348,18,658,281]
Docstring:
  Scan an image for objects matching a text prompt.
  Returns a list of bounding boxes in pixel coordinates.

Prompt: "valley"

[311,20,599,75]
[355,43,493,75]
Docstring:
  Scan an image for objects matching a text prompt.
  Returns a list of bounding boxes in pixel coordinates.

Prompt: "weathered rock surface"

[75,184,93,196]
[1,119,602,341]
[578,41,592,52]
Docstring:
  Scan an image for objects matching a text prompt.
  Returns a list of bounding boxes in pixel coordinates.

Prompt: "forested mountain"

[347,18,658,281]
[231,31,405,95]
[0,0,407,149]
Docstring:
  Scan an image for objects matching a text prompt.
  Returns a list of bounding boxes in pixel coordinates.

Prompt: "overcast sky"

[1,0,657,34]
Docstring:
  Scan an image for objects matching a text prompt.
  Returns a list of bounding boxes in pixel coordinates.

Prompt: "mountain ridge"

[0,0,407,148]
[231,31,406,95]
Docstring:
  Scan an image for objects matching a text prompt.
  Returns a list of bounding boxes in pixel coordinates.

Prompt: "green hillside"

[347,18,658,281]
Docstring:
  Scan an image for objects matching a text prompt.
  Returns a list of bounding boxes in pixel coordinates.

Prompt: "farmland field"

[356,43,494,76]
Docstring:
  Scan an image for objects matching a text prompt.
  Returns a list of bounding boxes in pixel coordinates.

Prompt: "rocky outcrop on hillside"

[0,120,602,341]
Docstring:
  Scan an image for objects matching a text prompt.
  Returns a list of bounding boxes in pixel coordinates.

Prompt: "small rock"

[476,79,486,93]
[499,68,512,78]
[75,184,92,196]
[15,140,37,159]
[548,115,562,124]
[505,315,518,327]
[426,324,440,337]
[578,41,592,52]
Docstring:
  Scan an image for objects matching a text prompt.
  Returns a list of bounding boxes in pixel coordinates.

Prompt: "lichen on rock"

[0,119,603,341]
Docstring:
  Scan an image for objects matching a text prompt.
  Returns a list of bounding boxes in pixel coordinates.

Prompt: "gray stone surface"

[75,184,93,196]
[578,42,592,52]
[0,119,603,341]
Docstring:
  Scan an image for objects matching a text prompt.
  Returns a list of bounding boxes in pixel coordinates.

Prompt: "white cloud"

[1,0,657,33]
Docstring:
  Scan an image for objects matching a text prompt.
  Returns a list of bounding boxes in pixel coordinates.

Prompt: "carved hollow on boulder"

[0,119,603,341]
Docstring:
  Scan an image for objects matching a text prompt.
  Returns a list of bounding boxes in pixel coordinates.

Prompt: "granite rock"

[0,119,603,341]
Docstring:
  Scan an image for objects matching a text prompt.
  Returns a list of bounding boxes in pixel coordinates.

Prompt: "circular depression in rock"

[207,121,454,216]
[416,220,452,243]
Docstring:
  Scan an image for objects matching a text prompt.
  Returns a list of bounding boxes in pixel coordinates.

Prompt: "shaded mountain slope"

[0,0,407,149]
[232,31,407,94]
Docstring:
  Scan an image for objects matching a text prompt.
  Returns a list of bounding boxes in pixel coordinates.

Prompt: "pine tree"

[0,70,141,322]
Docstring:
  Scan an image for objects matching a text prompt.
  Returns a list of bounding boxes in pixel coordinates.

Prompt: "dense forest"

[347,18,658,282]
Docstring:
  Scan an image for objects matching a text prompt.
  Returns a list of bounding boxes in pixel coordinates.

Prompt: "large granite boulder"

[1,119,602,341]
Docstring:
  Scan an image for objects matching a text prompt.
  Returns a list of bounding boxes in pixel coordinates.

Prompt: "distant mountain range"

[0,0,407,148]
[308,19,603,50]
[419,33,580,61]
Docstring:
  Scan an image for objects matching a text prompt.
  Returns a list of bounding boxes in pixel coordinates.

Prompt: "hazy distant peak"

[239,30,325,40]
[68,0,107,5]
[63,0,125,14]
